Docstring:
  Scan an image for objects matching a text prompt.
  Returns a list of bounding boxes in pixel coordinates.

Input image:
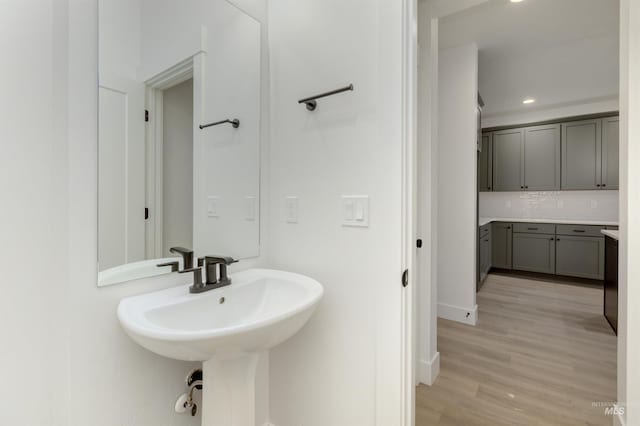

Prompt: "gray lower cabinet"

[491,222,512,269]
[492,129,524,191]
[555,236,605,280]
[478,133,492,192]
[523,124,561,191]
[479,227,492,283]
[512,233,556,274]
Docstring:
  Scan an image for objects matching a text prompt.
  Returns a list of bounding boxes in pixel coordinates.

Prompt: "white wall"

[416,0,440,385]
[0,1,69,424]
[266,0,405,424]
[437,44,479,325]
[617,0,640,424]
[480,191,619,223]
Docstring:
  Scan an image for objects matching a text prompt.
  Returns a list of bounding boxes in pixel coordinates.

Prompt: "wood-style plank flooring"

[416,272,617,426]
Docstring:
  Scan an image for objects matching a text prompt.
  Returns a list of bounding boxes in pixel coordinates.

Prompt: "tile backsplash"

[479,191,619,223]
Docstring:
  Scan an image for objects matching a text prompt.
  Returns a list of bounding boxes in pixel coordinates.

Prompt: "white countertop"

[601,230,620,240]
[479,217,619,227]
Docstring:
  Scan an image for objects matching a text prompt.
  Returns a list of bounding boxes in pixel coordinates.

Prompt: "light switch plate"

[285,196,299,223]
[342,196,369,227]
[245,196,256,221]
[207,196,220,217]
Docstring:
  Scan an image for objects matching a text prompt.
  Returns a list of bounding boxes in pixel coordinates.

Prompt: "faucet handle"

[169,247,194,270]
[204,256,238,266]
[156,261,179,272]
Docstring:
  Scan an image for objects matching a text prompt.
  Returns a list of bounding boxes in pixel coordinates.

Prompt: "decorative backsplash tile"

[479,191,619,222]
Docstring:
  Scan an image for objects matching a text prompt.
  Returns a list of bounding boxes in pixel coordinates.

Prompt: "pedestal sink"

[117,268,323,426]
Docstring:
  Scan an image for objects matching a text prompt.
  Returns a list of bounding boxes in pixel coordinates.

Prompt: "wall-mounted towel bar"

[199,119,240,129]
[298,84,354,111]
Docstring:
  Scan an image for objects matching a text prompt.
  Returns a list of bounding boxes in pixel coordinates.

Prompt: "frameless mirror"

[98,0,261,286]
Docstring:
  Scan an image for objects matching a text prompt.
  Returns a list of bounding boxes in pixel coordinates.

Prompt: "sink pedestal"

[202,354,261,426]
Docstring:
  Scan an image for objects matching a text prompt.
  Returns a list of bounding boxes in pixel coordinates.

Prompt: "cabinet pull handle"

[556,238,560,241]
[550,238,555,241]
[597,184,601,187]
[528,227,539,231]
[573,230,586,233]
[602,184,607,188]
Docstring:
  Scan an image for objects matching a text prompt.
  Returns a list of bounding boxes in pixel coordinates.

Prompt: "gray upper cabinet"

[602,117,620,190]
[562,119,602,190]
[512,232,556,274]
[523,124,561,191]
[483,115,618,193]
[492,129,524,191]
[492,222,512,269]
[561,117,619,191]
[555,235,605,280]
[478,133,493,192]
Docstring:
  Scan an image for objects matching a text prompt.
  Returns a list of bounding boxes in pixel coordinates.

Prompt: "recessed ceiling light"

[522,98,536,104]
[510,0,524,3]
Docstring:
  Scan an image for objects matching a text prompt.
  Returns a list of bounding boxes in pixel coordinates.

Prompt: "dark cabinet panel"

[604,236,618,334]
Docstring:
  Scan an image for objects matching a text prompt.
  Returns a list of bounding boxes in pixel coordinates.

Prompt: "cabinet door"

[479,230,491,277]
[524,124,561,190]
[478,133,493,192]
[493,129,524,191]
[602,117,619,190]
[555,236,605,280]
[512,233,556,274]
[561,119,602,190]
[491,222,512,269]
[604,236,618,333]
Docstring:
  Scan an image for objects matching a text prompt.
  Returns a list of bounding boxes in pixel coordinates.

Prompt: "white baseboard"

[438,302,478,325]
[418,352,440,385]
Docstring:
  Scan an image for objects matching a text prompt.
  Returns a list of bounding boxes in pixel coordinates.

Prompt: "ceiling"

[439,0,620,117]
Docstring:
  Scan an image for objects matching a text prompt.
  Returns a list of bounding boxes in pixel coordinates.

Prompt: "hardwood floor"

[416,272,617,426]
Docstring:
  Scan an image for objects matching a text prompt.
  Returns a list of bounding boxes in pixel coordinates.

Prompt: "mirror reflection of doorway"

[160,78,194,257]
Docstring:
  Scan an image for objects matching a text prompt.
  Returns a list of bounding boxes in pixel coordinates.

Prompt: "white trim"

[400,0,418,424]
[438,302,478,326]
[418,352,440,386]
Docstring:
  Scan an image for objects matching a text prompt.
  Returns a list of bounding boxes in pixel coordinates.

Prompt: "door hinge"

[145,109,149,122]
[144,208,149,220]
[402,269,409,287]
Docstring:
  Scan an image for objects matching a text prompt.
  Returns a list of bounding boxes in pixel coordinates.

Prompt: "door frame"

[144,56,200,258]
[401,0,418,423]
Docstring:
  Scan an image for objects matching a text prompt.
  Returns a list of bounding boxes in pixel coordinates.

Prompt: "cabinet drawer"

[513,223,556,235]
[556,224,605,237]
[479,224,491,238]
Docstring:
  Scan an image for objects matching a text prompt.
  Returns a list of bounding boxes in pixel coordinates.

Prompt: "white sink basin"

[118,268,323,361]
[118,268,323,426]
